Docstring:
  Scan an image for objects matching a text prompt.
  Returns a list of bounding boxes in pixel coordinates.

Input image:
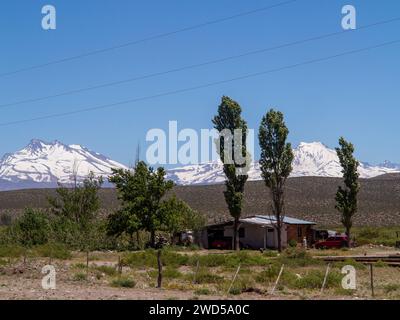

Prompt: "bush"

[93,265,117,276]
[263,250,278,258]
[111,276,136,288]
[334,259,366,270]
[194,288,211,295]
[189,251,270,268]
[34,243,71,260]
[288,239,298,248]
[255,264,281,283]
[293,270,341,289]
[357,227,380,239]
[163,267,183,279]
[122,249,189,268]
[374,260,388,268]
[278,247,320,267]
[73,272,87,281]
[193,269,224,284]
[384,284,400,293]
[0,245,25,258]
[14,209,51,246]
[229,275,257,295]
[72,263,86,269]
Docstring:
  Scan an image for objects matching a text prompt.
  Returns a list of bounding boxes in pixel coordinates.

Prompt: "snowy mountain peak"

[0,139,398,190]
[166,141,400,185]
[0,139,127,186]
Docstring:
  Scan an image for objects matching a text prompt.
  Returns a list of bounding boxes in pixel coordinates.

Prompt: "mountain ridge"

[0,139,398,190]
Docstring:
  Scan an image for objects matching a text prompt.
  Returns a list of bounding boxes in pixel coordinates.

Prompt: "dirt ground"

[0,247,399,300]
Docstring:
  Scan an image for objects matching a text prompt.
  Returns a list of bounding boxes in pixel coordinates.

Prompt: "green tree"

[13,208,51,246]
[160,196,205,242]
[212,96,250,250]
[48,172,103,229]
[335,137,360,247]
[108,161,175,248]
[258,109,294,252]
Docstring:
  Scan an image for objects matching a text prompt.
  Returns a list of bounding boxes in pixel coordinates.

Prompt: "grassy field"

[1,246,399,300]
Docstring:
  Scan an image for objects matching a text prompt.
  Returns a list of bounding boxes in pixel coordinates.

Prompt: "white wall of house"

[222,223,287,249]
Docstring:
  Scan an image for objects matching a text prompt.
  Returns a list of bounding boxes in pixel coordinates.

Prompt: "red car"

[315,235,350,249]
[210,239,231,250]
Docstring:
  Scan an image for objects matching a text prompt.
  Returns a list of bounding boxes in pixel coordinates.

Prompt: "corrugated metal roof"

[240,215,315,225]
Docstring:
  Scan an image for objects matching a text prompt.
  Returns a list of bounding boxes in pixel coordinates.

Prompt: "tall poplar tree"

[212,96,250,250]
[335,137,360,247]
[258,109,293,252]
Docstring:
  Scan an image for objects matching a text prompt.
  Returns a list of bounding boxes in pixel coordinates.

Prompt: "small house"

[200,215,316,250]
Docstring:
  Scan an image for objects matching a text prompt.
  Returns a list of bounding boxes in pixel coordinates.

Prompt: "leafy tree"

[335,137,360,247]
[160,196,205,242]
[108,161,175,248]
[48,172,103,229]
[212,96,250,250]
[258,109,294,252]
[13,208,51,246]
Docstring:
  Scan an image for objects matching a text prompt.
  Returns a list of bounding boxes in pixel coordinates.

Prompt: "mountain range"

[0,139,399,190]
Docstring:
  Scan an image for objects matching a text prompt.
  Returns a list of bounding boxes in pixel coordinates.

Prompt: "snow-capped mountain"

[166,142,400,185]
[0,140,398,190]
[0,139,127,188]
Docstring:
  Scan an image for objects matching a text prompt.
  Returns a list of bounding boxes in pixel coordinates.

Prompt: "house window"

[297,226,303,238]
[239,228,245,238]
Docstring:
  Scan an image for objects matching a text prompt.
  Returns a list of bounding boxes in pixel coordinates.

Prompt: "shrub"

[193,269,224,284]
[288,239,298,248]
[122,249,189,268]
[73,272,87,281]
[263,250,278,257]
[34,243,71,260]
[293,270,341,289]
[278,247,320,267]
[384,284,400,293]
[93,265,117,276]
[72,263,86,269]
[374,260,388,268]
[111,276,136,288]
[334,259,366,270]
[255,264,281,283]
[14,209,50,246]
[163,267,182,279]
[148,267,182,279]
[0,245,24,258]
[189,251,270,268]
[194,288,211,295]
[357,227,380,239]
[229,275,257,295]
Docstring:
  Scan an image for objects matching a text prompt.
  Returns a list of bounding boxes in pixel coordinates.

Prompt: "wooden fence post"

[117,256,122,274]
[320,263,331,293]
[227,264,241,294]
[157,250,162,288]
[370,264,375,297]
[271,264,284,295]
[193,260,200,284]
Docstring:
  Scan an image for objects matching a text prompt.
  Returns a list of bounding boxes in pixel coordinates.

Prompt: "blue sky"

[0,0,399,167]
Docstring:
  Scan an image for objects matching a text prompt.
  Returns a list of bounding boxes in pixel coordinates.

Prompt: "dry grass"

[0,247,399,300]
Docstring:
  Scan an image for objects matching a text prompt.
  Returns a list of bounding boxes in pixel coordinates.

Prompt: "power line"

[0,39,397,127]
[0,0,299,78]
[1,16,398,109]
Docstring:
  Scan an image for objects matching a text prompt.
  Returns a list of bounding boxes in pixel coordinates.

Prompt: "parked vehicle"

[315,235,350,249]
[210,239,231,250]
